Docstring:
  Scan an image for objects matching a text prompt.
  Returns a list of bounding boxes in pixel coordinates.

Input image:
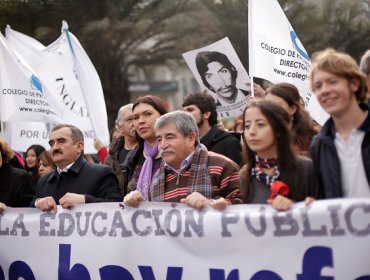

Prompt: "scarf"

[151,143,212,202]
[136,141,159,201]
[251,154,280,186]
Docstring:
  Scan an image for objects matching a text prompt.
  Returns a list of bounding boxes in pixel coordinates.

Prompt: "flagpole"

[250,77,255,97]
[248,0,255,97]
[0,120,5,139]
[62,20,98,142]
[63,21,75,56]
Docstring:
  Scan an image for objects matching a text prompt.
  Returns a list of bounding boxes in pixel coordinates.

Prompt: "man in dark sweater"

[33,124,122,212]
[182,91,242,165]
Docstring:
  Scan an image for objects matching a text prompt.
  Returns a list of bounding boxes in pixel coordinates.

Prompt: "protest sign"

[183,37,251,119]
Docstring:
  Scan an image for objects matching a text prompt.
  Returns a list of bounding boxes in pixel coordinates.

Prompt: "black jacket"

[104,137,143,196]
[310,103,370,198]
[240,156,321,203]
[0,164,35,207]
[32,155,122,205]
[201,125,242,165]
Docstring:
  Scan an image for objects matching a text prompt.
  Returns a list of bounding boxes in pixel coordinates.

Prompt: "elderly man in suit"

[33,124,122,212]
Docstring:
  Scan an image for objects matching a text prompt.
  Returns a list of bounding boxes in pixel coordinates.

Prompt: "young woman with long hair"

[240,100,321,210]
[25,144,45,183]
[264,82,319,157]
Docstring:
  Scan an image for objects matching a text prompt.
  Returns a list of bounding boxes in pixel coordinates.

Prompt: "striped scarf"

[251,154,280,186]
[151,143,212,202]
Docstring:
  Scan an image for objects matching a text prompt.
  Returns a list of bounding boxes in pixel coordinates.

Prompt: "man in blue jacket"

[310,49,370,198]
[33,124,122,212]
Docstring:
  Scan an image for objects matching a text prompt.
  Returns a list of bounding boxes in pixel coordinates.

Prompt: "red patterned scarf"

[151,144,212,201]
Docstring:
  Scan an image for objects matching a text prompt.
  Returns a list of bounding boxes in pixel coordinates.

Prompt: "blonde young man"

[310,49,370,198]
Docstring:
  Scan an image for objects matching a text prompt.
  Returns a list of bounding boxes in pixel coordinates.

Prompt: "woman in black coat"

[0,139,35,207]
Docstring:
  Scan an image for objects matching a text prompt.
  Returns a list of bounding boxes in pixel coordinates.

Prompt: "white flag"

[5,22,109,153]
[60,21,110,147]
[0,33,62,123]
[248,0,328,125]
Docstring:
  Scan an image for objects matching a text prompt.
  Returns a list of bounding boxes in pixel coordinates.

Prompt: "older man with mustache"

[31,124,122,212]
[123,111,242,210]
[104,103,139,195]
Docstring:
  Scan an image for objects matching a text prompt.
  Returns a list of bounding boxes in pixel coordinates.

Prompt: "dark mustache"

[52,150,62,156]
[216,85,234,91]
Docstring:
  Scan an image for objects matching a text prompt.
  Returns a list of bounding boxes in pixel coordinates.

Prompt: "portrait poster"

[183,37,251,118]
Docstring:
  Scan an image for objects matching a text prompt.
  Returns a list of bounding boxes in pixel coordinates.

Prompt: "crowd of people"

[0,48,369,215]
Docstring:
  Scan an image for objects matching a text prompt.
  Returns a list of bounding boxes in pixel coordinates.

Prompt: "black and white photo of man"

[196,51,249,106]
[182,37,252,118]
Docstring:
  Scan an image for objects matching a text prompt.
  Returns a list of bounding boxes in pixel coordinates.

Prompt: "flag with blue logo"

[0,32,62,124]
[248,0,328,125]
[4,22,109,152]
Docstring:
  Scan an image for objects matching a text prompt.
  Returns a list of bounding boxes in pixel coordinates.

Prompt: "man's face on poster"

[204,61,237,102]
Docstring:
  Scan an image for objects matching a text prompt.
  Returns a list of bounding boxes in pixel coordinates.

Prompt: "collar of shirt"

[164,150,195,175]
[57,161,75,174]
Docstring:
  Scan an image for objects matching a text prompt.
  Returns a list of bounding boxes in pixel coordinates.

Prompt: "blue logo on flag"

[290,31,310,62]
[31,75,43,93]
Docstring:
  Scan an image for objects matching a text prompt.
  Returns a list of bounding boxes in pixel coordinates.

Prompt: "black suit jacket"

[32,155,122,205]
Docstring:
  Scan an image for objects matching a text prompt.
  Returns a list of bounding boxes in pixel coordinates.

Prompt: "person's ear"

[76,141,84,154]
[349,78,360,93]
[203,111,211,120]
[187,132,197,147]
[288,105,298,116]
[189,132,196,141]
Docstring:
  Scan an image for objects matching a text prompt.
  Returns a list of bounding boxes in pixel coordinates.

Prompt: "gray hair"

[360,50,370,76]
[115,103,133,127]
[155,110,199,140]
[51,124,84,143]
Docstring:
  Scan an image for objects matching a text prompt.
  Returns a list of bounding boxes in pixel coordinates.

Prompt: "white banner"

[0,199,369,279]
[0,33,62,123]
[2,121,50,152]
[4,22,109,153]
[248,0,328,125]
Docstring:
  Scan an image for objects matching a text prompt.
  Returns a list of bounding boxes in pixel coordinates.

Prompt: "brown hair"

[310,48,368,103]
[0,139,14,163]
[240,100,304,203]
[132,95,168,142]
[38,150,55,169]
[132,95,168,116]
[265,82,317,154]
[182,91,218,126]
